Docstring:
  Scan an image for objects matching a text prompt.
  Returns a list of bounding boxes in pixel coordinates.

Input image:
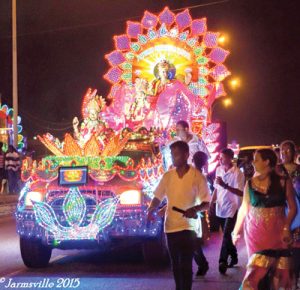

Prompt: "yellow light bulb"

[218,35,226,44]
[223,98,233,107]
[229,78,240,89]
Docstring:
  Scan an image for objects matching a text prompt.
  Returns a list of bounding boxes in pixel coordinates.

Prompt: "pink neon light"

[158,7,175,26]
[141,11,158,29]
[175,9,192,31]
[126,21,142,38]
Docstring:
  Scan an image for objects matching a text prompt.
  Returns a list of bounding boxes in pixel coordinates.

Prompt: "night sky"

[0,0,299,146]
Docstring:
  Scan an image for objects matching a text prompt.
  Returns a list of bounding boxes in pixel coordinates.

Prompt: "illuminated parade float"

[16,7,231,268]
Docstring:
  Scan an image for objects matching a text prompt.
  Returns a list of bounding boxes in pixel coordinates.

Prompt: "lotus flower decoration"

[32,187,119,241]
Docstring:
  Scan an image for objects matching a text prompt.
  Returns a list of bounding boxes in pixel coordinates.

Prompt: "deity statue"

[125,78,151,129]
[148,59,201,129]
[151,60,174,95]
[105,60,204,130]
[72,90,106,148]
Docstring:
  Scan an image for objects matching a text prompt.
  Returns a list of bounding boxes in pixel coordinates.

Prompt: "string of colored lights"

[62,187,87,227]
[31,187,119,242]
[22,155,164,184]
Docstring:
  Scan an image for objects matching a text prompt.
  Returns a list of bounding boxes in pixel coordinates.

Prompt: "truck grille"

[46,189,115,227]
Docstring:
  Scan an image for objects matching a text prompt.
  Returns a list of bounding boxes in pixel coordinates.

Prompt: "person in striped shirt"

[5,145,21,194]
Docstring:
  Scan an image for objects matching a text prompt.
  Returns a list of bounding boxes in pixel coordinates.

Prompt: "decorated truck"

[16,7,232,268]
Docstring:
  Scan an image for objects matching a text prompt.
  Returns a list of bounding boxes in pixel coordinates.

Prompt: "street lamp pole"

[12,0,18,148]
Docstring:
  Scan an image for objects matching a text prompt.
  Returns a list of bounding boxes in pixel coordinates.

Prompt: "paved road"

[0,215,248,290]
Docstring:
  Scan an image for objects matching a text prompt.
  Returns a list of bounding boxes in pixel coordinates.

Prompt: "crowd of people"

[0,142,22,195]
[147,120,300,290]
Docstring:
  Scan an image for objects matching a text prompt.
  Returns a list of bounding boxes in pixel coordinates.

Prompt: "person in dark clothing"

[192,151,210,276]
[277,140,300,287]
[239,154,255,180]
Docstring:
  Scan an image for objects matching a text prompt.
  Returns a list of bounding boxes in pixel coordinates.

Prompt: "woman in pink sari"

[232,149,297,290]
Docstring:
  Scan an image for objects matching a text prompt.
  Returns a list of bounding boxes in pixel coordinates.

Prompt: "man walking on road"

[211,148,244,274]
[147,141,210,290]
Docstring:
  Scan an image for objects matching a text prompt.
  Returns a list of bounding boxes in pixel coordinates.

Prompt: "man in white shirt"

[147,141,210,290]
[174,120,210,165]
[162,120,210,170]
[211,148,244,274]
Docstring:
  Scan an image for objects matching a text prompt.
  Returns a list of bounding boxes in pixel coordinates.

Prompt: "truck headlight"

[119,190,141,205]
[25,191,43,206]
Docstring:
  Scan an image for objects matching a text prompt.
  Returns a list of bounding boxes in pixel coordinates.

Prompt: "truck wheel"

[142,233,169,265]
[20,237,52,268]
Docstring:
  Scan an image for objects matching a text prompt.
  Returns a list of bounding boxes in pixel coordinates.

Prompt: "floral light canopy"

[104,7,230,110]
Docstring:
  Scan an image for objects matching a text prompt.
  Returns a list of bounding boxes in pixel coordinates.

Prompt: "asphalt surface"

[0,215,248,290]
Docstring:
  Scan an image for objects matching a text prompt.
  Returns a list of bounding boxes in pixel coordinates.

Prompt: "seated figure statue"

[73,94,106,148]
